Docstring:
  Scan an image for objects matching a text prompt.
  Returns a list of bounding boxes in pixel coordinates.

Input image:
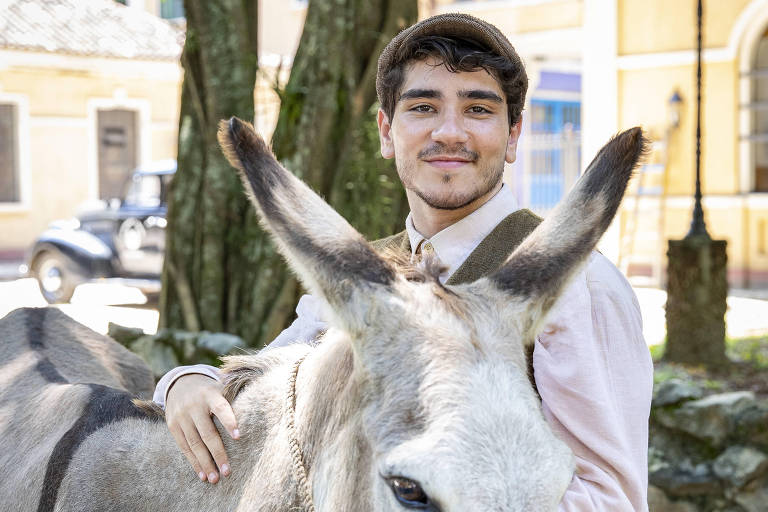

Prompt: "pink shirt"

[154,185,653,511]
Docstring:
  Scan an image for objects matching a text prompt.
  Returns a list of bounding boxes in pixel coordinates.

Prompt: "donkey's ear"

[218,117,395,322]
[486,127,648,339]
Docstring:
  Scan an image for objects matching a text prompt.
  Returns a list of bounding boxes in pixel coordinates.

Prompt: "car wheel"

[32,250,78,304]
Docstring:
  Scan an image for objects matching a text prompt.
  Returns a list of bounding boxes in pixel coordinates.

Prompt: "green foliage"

[649,342,665,362]
[727,335,768,369]
[111,324,245,381]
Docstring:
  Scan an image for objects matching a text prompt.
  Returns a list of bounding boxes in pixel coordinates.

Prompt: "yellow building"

[613,0,768,289]
[430,0,768,290]
[4,0,767,291]
[0,0,183,257]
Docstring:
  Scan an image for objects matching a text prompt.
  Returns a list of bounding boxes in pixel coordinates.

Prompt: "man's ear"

[377,109,395,160]
[505,119,522,164]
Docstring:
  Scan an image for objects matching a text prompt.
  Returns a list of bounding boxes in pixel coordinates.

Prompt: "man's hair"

[378,35,528,127]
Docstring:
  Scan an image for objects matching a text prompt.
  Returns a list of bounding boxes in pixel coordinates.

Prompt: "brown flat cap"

[376,13,523,102]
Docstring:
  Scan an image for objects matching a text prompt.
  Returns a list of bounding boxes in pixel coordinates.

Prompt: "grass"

[650,335,768,396]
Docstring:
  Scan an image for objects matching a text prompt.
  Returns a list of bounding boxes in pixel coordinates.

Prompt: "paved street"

[0,278,158,335]
[2,274,768,345]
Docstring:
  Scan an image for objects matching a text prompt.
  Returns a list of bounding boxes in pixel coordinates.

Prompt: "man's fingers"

[169,423,207,481]
[211,397,239,439]
[181,419,220,484]
[192,411,231,478]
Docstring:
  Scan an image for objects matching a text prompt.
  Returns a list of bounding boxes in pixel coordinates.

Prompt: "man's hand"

[165,374,240,483]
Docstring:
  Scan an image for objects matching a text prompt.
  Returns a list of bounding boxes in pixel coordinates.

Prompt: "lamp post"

[664,0,728,367]
[687,0,709,240]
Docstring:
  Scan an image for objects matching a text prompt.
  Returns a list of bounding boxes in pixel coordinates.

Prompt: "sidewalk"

[633,287,768,346]
[2,252,768,345]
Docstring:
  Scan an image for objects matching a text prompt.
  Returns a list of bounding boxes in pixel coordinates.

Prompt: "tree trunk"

[161,0,262,337]
[664,236,729,367]
[162,0,416,349]
[272,0,416,241]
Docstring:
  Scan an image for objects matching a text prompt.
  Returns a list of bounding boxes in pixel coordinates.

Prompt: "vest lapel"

[371,230,411,253]
[446,209,542,285]
[370,208,543,283]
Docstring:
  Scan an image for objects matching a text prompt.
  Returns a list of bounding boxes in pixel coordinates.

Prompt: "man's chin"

[416,190,483,211]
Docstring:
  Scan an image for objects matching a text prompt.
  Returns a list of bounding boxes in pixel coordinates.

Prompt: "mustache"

[418,144,479,161]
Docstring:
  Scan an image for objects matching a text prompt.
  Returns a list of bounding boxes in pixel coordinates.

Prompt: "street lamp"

[668,90,682,130]
[663,0,727,367]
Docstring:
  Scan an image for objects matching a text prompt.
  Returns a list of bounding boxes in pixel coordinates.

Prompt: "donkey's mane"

[217,246,457,404]
[220,348,302,402]
[378,248,447,287]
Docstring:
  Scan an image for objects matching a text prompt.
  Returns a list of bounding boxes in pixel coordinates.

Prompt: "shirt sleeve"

[152,294,328,407]
[533,253,654,512]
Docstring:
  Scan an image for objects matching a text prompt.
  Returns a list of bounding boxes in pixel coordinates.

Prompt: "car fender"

[30,229,115,277]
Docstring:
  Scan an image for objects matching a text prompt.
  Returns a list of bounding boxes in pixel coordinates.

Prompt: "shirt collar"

[405,184,519,279]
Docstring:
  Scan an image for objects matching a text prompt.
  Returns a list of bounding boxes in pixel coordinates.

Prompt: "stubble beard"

[397,156,505,211]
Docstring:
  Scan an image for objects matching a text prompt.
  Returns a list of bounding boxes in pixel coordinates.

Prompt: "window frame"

[0,93,30,212]
[743,32,768,193]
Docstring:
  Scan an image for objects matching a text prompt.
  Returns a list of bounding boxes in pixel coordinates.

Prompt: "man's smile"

[423,156,474,169]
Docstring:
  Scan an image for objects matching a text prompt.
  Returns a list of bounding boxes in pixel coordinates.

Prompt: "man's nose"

[431,111,468,145]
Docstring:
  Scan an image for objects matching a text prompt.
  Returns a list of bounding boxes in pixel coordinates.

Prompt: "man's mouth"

[424,157,473,169]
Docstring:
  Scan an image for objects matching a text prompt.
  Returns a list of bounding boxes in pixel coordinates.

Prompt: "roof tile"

[0,0,183,61]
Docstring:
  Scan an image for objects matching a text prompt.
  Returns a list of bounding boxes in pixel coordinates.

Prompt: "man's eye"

[411,104,435,113]
[468,105,491,114]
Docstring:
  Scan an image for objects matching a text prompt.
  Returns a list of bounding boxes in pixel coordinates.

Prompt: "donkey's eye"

[387,477,433,509]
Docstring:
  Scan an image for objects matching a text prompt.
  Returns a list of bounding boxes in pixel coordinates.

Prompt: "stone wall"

[649,379,768,511]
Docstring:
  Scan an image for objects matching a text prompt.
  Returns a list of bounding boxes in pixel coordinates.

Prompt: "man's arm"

[152,295,329,407]
[534,253,654,511]
[154,294,328,483]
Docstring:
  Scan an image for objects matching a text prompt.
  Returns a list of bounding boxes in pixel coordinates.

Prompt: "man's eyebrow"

[398,88,442,102]
[458,89,504,103]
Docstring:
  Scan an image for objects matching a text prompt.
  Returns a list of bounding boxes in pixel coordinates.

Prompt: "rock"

[197,331,244,355]
[713,446,768,488]
[107,322,145,345]
[654,392,757,446]
[650,460,720,497]
[647,485,699,512]
[653,379,704,407]
[129,334,180,380]
[733,404,768,449]
[734,474,768,512]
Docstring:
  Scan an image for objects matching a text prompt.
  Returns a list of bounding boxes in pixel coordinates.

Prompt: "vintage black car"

[26,161,175,303]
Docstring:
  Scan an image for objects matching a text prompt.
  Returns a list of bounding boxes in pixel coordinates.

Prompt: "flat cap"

[376,13,523,102]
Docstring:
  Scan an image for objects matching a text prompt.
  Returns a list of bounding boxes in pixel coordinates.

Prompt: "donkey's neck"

[294,332,373,512]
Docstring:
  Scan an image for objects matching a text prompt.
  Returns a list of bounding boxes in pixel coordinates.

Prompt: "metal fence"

[523,131,582,216]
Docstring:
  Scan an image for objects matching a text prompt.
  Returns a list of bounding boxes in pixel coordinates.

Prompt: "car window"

[123,174,162,208]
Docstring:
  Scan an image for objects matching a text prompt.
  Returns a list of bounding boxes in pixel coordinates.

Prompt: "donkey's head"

[219,118,646,511]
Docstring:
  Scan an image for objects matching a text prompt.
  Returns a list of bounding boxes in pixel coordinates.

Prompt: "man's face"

[378,58,521,211]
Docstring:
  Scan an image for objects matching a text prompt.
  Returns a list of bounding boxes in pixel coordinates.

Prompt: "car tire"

[32,250,79,304]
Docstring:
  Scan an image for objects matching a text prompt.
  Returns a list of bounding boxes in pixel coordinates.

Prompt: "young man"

[154,13,653,510]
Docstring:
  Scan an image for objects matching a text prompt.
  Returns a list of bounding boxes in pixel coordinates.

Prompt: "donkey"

[0,118,646,511]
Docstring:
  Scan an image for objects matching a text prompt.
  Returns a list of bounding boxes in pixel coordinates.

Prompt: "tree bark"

[271,0,416,237]
[162,0,417,349]
[161,0,261,337]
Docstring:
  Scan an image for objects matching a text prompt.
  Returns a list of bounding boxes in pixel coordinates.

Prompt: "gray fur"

[0,119,645,511]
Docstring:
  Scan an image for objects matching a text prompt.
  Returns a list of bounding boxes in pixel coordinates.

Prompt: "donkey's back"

[0,307,156,511]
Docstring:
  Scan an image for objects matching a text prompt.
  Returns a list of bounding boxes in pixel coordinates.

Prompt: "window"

[750,27,768,191]
[160,0,184,19]
[527,99,582,214]
[0,103,19,203]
